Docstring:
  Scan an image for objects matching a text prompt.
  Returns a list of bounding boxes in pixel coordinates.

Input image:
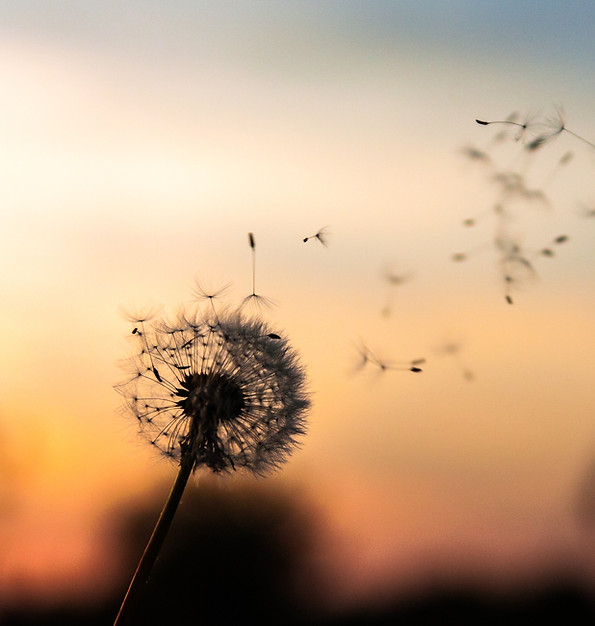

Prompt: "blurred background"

[1,1,594,623]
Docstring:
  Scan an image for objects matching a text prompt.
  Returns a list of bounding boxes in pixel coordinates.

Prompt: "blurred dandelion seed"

[380,267,412,316]
[476,110,539,144]
[113,307,310,625]
[541,151,574,188]
[303,226,330,246]
[461,203,509,230]
[435,341,474,382]
[577,202,595,219]
[354,342,424,374]
[529,234,570,259]
[460,145,491,163]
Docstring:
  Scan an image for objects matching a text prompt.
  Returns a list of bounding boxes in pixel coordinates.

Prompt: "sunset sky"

[1,1,595,615]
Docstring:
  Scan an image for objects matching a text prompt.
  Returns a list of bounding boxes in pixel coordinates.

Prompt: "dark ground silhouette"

[3,481,594,625]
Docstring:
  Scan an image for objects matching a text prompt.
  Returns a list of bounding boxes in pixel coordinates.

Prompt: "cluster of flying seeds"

[454,106,594,304]
[240,229,425,378]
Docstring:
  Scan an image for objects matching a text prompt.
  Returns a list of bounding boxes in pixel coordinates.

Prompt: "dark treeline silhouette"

[3,481,594,625]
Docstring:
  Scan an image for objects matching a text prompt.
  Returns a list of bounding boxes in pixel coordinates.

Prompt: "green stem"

[113,457,194,626]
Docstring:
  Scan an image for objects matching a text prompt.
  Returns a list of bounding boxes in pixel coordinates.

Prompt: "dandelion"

[113,307,310,625]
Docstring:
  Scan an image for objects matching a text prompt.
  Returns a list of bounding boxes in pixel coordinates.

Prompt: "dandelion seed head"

[116,309,310,475]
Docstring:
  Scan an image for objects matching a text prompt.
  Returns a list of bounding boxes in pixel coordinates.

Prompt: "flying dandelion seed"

[380,267,412,316]
[531,234,570,259]
[242,232,275,311]
[191,280,231,313]
[303,226,330,246]
[113,307,310,625]
[498,241,536,305]
[461,145,491,163]
[354,342,424,374]
[541,151,574,188]
[577,202,595,219]
[435,341,474,381]
[478,107,595,150]
[476,110,540,144]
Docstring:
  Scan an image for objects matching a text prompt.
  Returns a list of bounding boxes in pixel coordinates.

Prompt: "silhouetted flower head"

[117,309,310,475]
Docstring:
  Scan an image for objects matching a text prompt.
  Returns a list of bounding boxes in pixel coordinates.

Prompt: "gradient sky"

[1,0,595,614]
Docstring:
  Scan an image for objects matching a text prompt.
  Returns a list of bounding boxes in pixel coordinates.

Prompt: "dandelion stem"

[113,456,194,626]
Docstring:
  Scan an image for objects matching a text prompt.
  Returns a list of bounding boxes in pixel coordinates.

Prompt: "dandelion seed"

[435,341,474,382]
[242,232,275,311]
[560,151,574,166]
[460,145,490,163]
[476,115,528,134]
[384,268,410,286]
[525,106,595,150]
[527,234,569,260]
[241,291,276,312]
[492,172,548,205]
[354,342,424,374]
[577,203,595,219]
[380,266,412,316]
[476,111,539,143]
[540,151,574,188]
[303,226,330,246]
[192,280,231,310]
